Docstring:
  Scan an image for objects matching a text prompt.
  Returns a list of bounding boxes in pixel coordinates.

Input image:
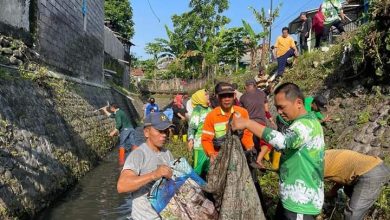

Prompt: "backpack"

[312,4,325,34]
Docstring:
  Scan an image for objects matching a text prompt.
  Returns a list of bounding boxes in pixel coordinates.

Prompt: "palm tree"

[242,20,262,69]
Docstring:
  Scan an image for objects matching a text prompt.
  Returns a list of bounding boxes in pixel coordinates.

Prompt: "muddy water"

[35,150,132,220]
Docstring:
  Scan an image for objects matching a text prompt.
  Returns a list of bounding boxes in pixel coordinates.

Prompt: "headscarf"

[173,94,183,109]
[191,89,208,108]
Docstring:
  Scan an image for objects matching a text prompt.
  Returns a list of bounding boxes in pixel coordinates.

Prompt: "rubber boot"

[118,146,125,166]
[182,134,187,142]
[272,151,281,170]
[173,135,178,142]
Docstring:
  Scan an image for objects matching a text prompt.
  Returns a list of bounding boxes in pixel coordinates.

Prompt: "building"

[288,1,363,51]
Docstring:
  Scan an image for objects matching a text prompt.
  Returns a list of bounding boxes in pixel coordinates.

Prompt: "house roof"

[132,68,144,76]
[288,3,362,34]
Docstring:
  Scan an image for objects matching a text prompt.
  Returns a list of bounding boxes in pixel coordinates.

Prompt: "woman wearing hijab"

[187,89,211,177]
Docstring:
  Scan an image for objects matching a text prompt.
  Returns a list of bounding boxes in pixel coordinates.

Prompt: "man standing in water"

[232,83,325,219]
[117,112,174,220]
[102,103,136,164]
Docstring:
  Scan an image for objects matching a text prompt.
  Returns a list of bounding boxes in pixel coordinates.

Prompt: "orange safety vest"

[201,106,254,157]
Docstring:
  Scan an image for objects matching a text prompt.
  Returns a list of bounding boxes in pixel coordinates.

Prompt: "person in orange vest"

[201,82,254,163]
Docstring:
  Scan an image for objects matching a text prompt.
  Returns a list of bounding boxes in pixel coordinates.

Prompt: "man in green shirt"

[276,94,330,131]
[232,82,325,219]
[321,0,345,43]
[304,95,331,123]
[102,103,136,151]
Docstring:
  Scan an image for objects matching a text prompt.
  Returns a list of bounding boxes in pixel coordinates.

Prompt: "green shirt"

[322,0,342,25]
[304,96,324,120]
[262,112,325,215]
[111,109,132,131]
[188,105,211,150]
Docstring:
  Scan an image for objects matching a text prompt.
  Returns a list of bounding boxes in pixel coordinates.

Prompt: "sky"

[131,0,324,59]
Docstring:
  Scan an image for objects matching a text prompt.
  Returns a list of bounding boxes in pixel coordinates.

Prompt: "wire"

[147,0,161,23]
[271,0,321,31]
[272,0,312,30]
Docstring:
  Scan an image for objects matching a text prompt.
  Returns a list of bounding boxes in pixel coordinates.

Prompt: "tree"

[104,0,135,40]
[242,20,263,69]
[216,27,247,71]
[145,41,164,61]
[249,4,281,66]
[170,0,230,75]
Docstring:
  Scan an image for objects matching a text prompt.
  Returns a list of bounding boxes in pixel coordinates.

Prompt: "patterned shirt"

[188,105,211,150]
[262,112,325,215]
[322,0,342,25]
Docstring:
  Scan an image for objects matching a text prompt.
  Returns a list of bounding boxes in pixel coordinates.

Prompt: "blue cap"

[144,112,174,130]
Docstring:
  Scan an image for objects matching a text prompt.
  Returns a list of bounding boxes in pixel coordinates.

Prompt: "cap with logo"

[215,82,235,95]
[144,112,174,130]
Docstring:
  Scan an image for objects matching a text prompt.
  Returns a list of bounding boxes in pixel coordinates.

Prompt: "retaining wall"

[0,71,142,219]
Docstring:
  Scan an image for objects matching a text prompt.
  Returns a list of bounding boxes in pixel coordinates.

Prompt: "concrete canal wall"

[0,73,143,219]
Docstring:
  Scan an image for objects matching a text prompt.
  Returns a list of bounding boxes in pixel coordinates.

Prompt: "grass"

[165,139,193,165]
[281,45,344,94]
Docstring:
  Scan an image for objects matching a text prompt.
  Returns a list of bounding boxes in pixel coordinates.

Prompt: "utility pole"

[268,0,273,64]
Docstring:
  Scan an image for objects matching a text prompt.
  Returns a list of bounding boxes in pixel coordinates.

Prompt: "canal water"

[35,151,132,220]
[36,127,146,220]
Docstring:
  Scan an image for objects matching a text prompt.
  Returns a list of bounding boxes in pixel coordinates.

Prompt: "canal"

[35,151,132,220]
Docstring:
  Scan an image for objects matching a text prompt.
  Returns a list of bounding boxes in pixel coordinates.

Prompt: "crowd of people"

[270,0,349,80]
[106,1,389,219]
[107,77,389,220]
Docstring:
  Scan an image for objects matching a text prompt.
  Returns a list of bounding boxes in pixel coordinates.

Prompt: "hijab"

[191,89,208,108]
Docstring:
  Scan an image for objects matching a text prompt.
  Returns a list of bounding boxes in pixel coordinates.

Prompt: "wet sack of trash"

[203,129,266,220]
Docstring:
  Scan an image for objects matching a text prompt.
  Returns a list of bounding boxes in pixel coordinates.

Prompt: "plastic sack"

[148,158,218,219]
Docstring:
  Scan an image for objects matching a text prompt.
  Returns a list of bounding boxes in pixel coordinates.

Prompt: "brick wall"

[37,0,104,83]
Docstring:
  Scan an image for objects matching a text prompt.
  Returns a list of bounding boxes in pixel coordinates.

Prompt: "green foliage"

[357,110,371,124]
[160,61,195,79]
[241,20,262,69]
[169,0,230,75]
[247,3,282,67]
[374,185,390,219]
[145,41,165,61]
[259,171,279,219]
[104,0,134,40]
[216,27,247,70]
[282,44,343,93]
[19,65,49,85]
[345,0,389,83]
[134,59,155,79]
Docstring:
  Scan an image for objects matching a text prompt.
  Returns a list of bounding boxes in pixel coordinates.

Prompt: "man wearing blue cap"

[117,112,174,220]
